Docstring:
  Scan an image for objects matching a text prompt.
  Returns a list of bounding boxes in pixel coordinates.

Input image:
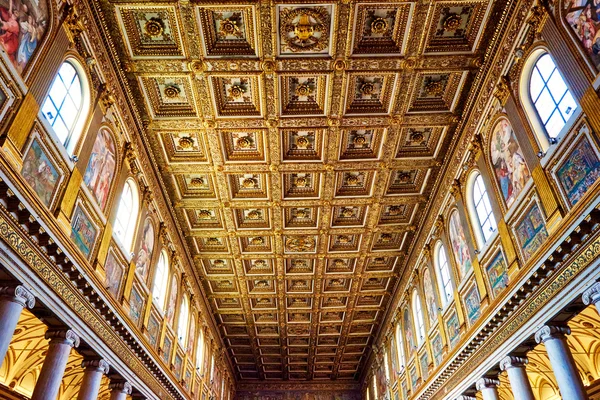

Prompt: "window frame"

[434,241,454,308]
[395,323,405,369]
[196,327,205,371]
[177,294,190,345]
[412,289,426,346]
[466,171,497,248]
[519,48,579,153]
[41,58,91,157]
[113,178,140,253]
[151,250,170,312]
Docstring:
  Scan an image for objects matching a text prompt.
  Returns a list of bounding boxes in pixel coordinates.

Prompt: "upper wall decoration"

[83,128,117,211]
[448,210,472,279]
[490,118,531,209]
[564,1,600,71]
[0,0,48,74]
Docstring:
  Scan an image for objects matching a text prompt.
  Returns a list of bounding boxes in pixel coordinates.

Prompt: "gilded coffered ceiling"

[96,0,503,383]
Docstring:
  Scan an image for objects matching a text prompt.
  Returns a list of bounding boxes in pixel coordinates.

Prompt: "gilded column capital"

[82,359,110,375]
[109,381,133,395]
[0,285,35,308]
[45,329,80,348]
[499,355,528,371]
[535,325,571,344]
[476,377,500,391]
[582,282,600,306]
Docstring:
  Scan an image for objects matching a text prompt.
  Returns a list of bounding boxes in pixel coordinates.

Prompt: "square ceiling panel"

[276,4,335,57]
[351,2,413,55]
[197,5,258,57]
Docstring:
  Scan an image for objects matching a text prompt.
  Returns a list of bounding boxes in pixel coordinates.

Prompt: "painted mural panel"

[134,217,155,282]
[83,128,117,211]
[403,307,415,353]
[70,204,98,259]
[104,248,123,298]
[557,135,600,206]
[448,211,472,279]
[187,314,196,354]
[21,137,60,207]
[0,0,48,74]
[147,313,160,348]
[376,361,387,400]
[431,332,443,367]
[129,285,144,326]
[463,285,481,326]
[419,352,429,381]
[409,364,418,390]
[422,266,438,326]
[490,118,531,208]
[162,335,173,364]
[486,251,509,298]
[401,380,408,399]
[174,353,183,379]
[515,202,548,262]
[166,277,178,326]
[446,309,460,348]
[390,334,399,378]
[565,1,600,71]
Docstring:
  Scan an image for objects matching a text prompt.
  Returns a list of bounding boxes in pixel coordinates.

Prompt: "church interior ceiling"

[95,0,507,382]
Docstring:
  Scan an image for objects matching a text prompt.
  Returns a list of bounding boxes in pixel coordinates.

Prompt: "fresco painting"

[565,0,600,71]
[422,267,438,326]
[446,309,460,348]
[486,251,509,298]
[147,313,160,348]
[463,285,481,326]
[403,307,415,352]
[84,128,116,211]
[21,137,59,207]
[135,217,155,282]
[419,352,429,381]
[70,205,97,259]
[0,0,48,74]
[166,277,178,326]
[448,211,472,279]
[490,118,531,208]
[162,335,172,364]
[515,203,548,261]
[128,285,144,326]
[431,332,443,367]
[557,135,600,206]
[104,249,123,298]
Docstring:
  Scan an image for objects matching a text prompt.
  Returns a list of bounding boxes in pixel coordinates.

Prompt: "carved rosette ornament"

[45,329,80,348]
[0,285,35,308]
[82,359,110,374]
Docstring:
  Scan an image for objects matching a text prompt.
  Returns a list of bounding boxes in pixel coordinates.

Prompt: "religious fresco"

[419,352,429,381]
[390,334,399,378]
[21,136,60,207]
[515,202,548,262]
[128,285,144,326]
[187,314,196,354]
[409,364,418,390]
[0,0,48,74]
[446,309,460,348]
[174,353,183,379]
[166,277,178,326]
[431,332,443,367]
[376,361,387,399]
[490,118,531,208]
[422,267,438,326]
[134,217,155,282]
[104,248,123,298]
[448,211,472,279]
[401,380,408,399]
[556,134,600,206]
[162,335,173,364]
[486,251,509,298]
[70,204,98,259]
[83,128,116,211]
[565,0,600,71]
[403,307,415,353]
[463,285,481,326]
[147,313,160,348]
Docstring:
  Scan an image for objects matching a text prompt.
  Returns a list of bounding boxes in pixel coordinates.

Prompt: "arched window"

[42,60,91,155]
[152,250,169,311]
[395,323,405,368]
[435,242,454,307]
[469,172,497,246]
[196,328,205,370]
[412,290,426,346]
[384,350,391,382]
[177,294,190,344]
[529,53,577,140]
[114,178,140,252]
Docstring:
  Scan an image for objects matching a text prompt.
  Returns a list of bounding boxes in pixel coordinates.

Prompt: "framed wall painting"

[21,128,67,209]
[134,215,156,283]
[564,2,600,72]
[104,245,125,299]
[146,311,160,348]
[485,250,509,299]
[419,352,429,381]
[83,127,117,212]
[448,209,472,280]
[70,199,100,260]
[422,266,438,327]
[409,364,418,390]
[552,121,600,207]
[401,379,408,399]
[430,332,443,367]
[462,282,481,327]
[445,308,460,349]
[0,64,16,129]
[174,351,183,380]
[513,200,548,262]
[129,283,145,326]
[162,334,173,365]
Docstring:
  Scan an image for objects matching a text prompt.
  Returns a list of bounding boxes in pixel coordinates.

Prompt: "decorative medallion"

[408,72,465,113]
[228,173,268,199]
[365,256,396,272]
[281,129,325,162]
[386,169,429,195]
[221,130,267,163]
[328,234,361,252]
[140,76,197,118]
[330,205,368,227]
[277,5,334,56]
[197,6,257,56]
[339,128,385,160]
[346,74,396,114]
[284,235,318,254]
[335,171,375,197]
[283,207,319,229]
[280,75,328,116]
[352,4,413,55]
[425,2,489,53]
[378,203,416,225]
[372,231,406,251]
[285,259,315,274]
[211,76,262,117]
[282,172,321,198]
[186,208,223,230]
[234,208,271,229]
[325,258,357,274]
[239,236,273,253]
[175,174,216,198]
[160,131,207,163]
[194,236,229,253]
[396,126,445,159]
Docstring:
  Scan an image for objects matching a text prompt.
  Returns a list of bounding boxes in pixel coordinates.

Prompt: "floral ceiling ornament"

[144,17,165,37]
[280,7,331,52]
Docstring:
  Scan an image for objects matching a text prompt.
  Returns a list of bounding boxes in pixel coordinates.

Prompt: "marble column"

[109,381,132,400]
[499,356,535,400]
[77,359,110,400]
[582,282,600,315]
[476,377,501,400]
[31,329,80,400]
[535,325,588,400]
[0,285,35,367]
